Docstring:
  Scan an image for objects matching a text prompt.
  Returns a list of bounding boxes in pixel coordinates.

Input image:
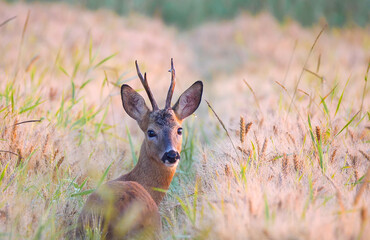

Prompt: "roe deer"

[76,59,203,239]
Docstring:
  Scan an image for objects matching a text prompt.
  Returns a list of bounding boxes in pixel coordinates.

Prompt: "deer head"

[121,59,203,168]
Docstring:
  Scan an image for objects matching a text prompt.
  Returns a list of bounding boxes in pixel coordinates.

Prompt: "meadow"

[0,2,369,239]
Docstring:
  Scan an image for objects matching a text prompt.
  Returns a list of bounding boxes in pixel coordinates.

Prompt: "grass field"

[0,2,369,239]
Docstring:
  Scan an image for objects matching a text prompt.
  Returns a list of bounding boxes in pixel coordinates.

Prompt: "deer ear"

[121,84,149,122]
[172,81,203,120]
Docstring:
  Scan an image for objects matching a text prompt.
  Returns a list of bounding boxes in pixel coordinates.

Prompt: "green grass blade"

[126,126,138,165]
[335,111,360,137]
[71,81,75,103]
[71,189,95,197]
[93,53,117,69]
[97,163,112,188]
[0,163,9,186]
[58,65,70,77]
[320,96,329,115]
[335,77,350,117]
[80,79,92,90]
[95,106,108,138]
[307,115,315,144]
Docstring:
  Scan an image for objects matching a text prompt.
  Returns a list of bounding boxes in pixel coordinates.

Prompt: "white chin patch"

[164,160,178,167]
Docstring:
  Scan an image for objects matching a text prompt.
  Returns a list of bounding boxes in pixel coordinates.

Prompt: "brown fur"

[76,77,203,239]
[76,181,160,239]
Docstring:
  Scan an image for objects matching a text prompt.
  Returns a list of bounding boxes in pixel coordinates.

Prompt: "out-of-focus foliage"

[5,0,370,28]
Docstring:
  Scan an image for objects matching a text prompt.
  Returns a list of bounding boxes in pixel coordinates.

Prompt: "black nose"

[162,150,180,164]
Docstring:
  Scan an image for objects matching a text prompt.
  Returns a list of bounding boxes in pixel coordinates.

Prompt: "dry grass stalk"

[332,125,339,136]
[287,24,326,114]
[293,153,302,172]
[237,146,251,157]
[260,138,267,161]
[330,148,338,164]
[16,148,22,167]
[42,134,50,157]
[245,122,252,136]
[359,150,369,162]
[354,167,370,206]
[282,153,288,176]
[315,126,321,142]
[52,149,59,162]
[10,118,18,150]
[225,164,231,177]
[242,79,261,112]
[240,116,245,143]
[351,155,359,182]
[53,156,65,181]
[254,132,260,157]
[258,117,264,129]
[324,174,345,212]
[206,100,238,156]
[273,125,278,135]
[286,132,296,146]
[56,156,65,169]
[348,129,355,143]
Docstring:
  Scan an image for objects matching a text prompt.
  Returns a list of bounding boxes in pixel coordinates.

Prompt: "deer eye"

[147,130,157,138]
[177,128,183,135]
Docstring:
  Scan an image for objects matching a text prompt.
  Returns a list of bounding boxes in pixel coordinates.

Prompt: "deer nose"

[162,150,180,164]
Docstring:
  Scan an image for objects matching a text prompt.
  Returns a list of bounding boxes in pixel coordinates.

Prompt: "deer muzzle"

[161,150,180,166]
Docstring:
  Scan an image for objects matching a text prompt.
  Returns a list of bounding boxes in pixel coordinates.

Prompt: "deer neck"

[124,141,177,205]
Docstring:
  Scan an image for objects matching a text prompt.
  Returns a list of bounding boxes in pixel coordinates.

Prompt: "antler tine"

[165,58,176,109]
[135,60,159,110]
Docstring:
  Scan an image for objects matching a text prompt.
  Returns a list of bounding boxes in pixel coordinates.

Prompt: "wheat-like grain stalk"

[351,155,359,182]
[324,174,345,212]
[282,153,288,176]
[42,133,50,157]
[354,167,370,206]
[225,164,231,177]
[260,138,267,161]
[245,122,252,136]
[240,116,245,143]
[293,153,302,172]
[359,150,369,162]
[315,126,321,142]
[206,100,238,156]
[286,132,296,146]
[330,148,337,164]
[254,132,260,157]
[10,118,18,151]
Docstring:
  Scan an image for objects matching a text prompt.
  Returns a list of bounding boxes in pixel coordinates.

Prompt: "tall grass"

[0,2,369,239]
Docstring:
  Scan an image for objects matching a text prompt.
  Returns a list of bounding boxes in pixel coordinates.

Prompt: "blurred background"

[4,0,370,28]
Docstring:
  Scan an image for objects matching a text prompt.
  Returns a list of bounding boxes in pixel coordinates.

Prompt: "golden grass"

[0,2,369,239]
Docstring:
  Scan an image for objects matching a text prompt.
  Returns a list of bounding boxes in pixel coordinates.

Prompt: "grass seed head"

[282,153,288,176]
[240,116,245,143]
[359,150,369,162]
[260,138,267,161]
[245,122,252,136]
[315,126,321,142]
[293,153,302,172]
[330,148,338,164]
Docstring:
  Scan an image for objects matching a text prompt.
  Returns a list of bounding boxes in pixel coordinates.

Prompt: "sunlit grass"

[0,2,369,240]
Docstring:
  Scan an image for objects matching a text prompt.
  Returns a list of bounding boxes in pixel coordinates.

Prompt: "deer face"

[145,109,182,167]
[120,60,203,168]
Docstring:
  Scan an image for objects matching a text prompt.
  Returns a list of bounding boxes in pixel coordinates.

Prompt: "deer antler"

[135,60,159,111]
[165,58,176,109]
